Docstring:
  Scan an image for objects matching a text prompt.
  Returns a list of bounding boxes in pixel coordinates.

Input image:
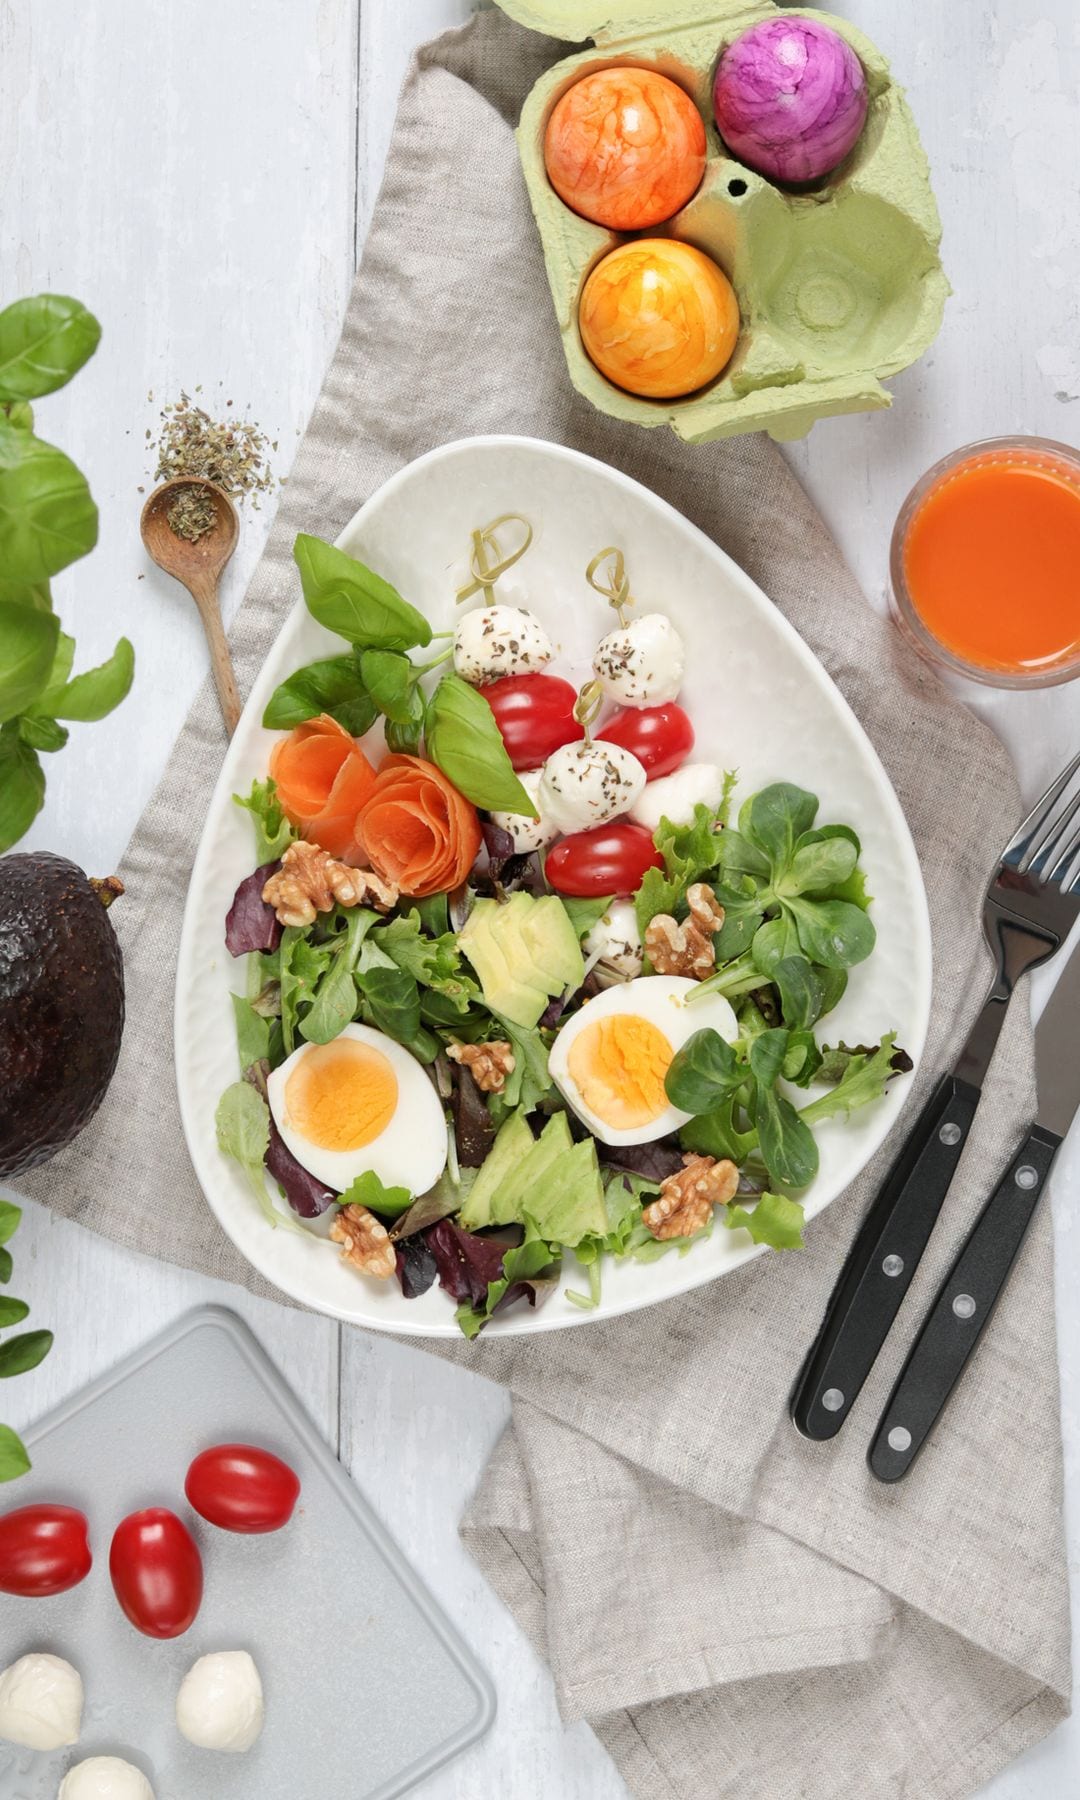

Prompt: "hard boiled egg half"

[267,1022,447,1195]
[548,975,738,1147]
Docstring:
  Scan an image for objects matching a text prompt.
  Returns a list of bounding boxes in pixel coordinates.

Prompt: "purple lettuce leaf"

[452,1064,496,1167]
[266,1116,337,1218]
[395,1234,438,1299]
[601,1137,685,1184]
[426,1219,509,1305]
[226,860,282,957]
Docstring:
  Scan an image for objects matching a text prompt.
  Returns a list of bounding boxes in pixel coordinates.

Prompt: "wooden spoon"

[141,476,243,734]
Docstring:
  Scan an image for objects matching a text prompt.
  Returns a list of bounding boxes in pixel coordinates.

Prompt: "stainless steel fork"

[790,748,1080,1441]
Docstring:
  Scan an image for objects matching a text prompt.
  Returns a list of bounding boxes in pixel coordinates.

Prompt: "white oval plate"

[176,435,931,1337]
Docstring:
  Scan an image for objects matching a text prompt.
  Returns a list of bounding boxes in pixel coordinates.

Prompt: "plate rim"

[174,431,932,1337]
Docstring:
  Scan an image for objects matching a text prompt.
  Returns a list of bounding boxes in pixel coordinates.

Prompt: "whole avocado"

[0,853,125,1179]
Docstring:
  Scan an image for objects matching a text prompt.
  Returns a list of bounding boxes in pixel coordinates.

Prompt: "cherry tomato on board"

[0,1503,92,1597]
[185,1443,301,1535]
[483,673,584,771]
[545,821,663,897]
[597,702,694,779]
[109,1508,203,1639]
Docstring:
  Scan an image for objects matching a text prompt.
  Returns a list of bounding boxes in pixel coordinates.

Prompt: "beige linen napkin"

[16,13,1070,1795]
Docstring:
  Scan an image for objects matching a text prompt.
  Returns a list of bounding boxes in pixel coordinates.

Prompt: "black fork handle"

[790,1071,980,1439]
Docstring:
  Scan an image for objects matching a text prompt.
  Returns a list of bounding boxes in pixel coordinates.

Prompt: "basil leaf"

[0,1329,53,1378]
[18,715,67,752]
[785,896,876,969]
[26,628,74,710]
[0,576,51,610]
[230,992,271,1072]
[664,1028,744,1115]
[45,635,133,721]
[0,1201,20,1246]
[262,653,376,735]
[0,295,101,401]
[0,424,98,581]
[0,727,44,851]
[0,1248,12,1283]
[0,601,59,721]
[294,534,431,650]
[424,673,535,814]
[0,1296,29,1327]
[338,1169,412,1219]
[386,709,425,755]
[724,1191,805,1250]
[0,1424,31,1482]
[359,649,419,723]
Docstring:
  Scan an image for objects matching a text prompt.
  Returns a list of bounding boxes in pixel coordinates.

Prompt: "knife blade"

[868,932,1080,1481]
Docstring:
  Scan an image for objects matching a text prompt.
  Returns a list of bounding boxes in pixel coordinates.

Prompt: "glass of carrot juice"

[890,436,1080,687]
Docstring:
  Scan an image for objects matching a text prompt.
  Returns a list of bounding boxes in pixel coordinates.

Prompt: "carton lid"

[494,0,758,50]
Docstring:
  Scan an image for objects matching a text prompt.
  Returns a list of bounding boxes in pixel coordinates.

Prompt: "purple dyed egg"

[713,16,868,185]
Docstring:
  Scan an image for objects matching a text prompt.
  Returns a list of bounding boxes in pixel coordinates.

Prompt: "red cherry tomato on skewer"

[0,1503,92,1597]
[483,673,584,771]
[109,1507,203,1639]
[185,1443,301,1535]
[546,822,662,897]
[597,702,694,779]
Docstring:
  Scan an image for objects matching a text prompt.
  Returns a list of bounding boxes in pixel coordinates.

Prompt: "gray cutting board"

[0,1306,494,1800]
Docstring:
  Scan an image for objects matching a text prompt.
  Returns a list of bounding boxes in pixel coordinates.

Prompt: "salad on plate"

[216,516,910,1338]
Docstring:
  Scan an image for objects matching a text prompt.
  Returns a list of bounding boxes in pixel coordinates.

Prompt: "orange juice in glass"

[891,437,1080,687]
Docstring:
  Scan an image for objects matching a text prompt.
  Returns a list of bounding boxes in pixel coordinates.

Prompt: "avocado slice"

[459,893,584,1029]
[458,1109,535,1229]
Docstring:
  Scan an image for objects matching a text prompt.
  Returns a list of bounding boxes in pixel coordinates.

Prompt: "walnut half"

[262,840,398,927]
[329,1203,396,1280]
[446,1039,516,1094]
[643,1152,740,1241]
[644,882,725,979]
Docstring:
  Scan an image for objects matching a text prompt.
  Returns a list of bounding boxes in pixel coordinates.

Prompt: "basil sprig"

[0,295,134,850]
[0,1198,53,1483]
[293,533,431,650]
[424,673,535,815]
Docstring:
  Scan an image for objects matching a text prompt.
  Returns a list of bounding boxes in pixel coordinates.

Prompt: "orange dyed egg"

[544,68,706,231]
[579,240,740,399]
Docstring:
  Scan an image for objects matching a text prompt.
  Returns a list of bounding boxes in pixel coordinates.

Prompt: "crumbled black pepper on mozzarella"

[538,739,647,833]
[593,612,685,706]
[453,605,553,684]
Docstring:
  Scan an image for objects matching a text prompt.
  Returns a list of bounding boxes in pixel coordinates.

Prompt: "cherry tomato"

[597,702,694,779]
[0,1503,92,1597]
[109,1507,203,1639]
[545,821,662,897]
[185,1443,301,1535]
[483,673,584,770]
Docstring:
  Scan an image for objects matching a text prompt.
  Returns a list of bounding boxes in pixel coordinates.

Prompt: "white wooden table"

[4,2,1079,1793]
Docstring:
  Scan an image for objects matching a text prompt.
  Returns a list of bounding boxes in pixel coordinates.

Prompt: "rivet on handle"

[1015,1165,1039,1190]
[939,1122,963,1146]
[887,1426,912,1452]
[952,1294,977,1319]
[821,1388,845,1413]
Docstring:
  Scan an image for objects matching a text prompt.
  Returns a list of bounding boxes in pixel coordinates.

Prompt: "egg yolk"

[567,1014,674,1131]
[284,1039,398,1151]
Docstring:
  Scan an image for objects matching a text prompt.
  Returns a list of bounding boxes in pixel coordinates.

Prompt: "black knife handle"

[790,1071,980,1440]
[868,1123,1060,1481]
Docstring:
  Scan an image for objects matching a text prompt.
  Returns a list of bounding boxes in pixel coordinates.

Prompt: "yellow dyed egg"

[579,240,740,399]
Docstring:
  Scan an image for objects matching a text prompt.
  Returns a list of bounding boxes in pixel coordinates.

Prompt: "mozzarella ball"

[631,763,729,835]
[538,740,647,835]
[0,1652,82,1751]
[584,900,644,979]
[593,614,685,707]
[176,1651,264,1754]
[489,769,558,854]
[453,606,552,685]
[58,1757,155,1800]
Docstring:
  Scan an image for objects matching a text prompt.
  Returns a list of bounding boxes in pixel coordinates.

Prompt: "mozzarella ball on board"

[58,1758,155,1800]
[538,740,647,835]
[489,769,558,854]
[593,614,685,707]
[0,1652,82,1751]
[631,763,729,834]
[453,606,552,685]
[584,899,644,980]
[176,1651,265,1754]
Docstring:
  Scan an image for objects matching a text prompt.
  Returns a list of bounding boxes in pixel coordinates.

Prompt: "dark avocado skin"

[0,852,125,1179]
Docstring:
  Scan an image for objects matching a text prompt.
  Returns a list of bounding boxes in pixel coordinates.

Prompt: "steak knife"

[868,936,1080,1480]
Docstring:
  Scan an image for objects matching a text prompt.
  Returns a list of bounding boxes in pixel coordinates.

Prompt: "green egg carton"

[500,0,949,443]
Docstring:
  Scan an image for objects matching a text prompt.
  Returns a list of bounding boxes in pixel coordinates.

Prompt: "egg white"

[548,975,739,1147]
[266,1022,448,1196]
